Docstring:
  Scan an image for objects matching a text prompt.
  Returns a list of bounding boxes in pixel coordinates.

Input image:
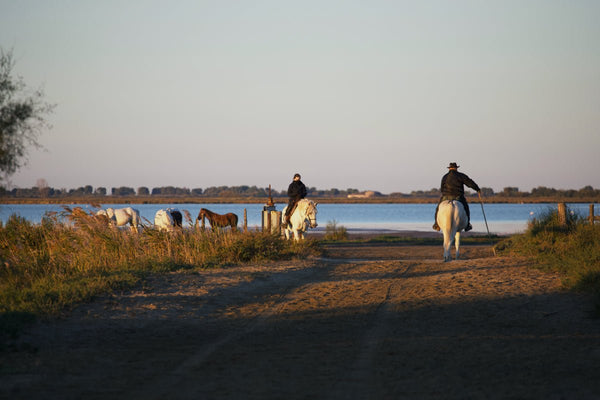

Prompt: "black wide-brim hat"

[447,162,460,169]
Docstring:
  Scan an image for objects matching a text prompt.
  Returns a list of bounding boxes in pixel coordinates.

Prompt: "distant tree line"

[389,185,600,199]
[1,184,599,199]
[0,184,366,199]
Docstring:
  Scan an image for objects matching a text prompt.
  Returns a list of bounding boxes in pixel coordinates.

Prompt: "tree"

[0,48,54,182]
[480,187,495,197]
[112,186,135,196]
[502,187,520,197]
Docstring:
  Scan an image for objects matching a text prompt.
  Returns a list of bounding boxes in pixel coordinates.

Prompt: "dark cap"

[447,162,459,169]
[293,173,301,179]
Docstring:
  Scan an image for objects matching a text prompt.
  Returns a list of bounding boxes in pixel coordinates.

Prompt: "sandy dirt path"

[2,243,600,399]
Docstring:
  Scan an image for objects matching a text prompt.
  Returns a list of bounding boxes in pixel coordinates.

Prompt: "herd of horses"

[94,200,319,242]
[95,198,467,261]
[95,207,238,233]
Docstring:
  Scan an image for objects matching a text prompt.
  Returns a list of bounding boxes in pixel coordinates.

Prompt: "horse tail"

[448,202,457,231]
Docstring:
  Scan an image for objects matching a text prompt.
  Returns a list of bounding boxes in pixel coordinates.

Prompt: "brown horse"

[196,208,238,230]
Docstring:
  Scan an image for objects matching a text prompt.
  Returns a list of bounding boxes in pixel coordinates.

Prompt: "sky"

[1,0,599,194]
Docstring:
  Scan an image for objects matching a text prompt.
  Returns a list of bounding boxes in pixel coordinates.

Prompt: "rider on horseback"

[433,162,480,232]
[285,173,307,225]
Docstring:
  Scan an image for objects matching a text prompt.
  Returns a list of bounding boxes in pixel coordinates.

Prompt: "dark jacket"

[441,170,480,197]
[287,180,307,200]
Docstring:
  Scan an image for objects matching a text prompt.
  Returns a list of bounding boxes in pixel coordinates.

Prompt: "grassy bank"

[497,207,600,313]
[0,207,318,340]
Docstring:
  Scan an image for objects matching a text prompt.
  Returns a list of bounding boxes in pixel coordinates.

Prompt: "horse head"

[105,208,116,220]
[305,201,318,228]
[195,208,208,229]
[96,208,116,223]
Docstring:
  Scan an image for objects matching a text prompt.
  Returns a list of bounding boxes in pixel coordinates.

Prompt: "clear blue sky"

[1,0,599,193]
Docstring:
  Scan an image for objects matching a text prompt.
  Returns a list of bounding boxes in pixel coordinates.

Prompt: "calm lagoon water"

[1,202,597,234]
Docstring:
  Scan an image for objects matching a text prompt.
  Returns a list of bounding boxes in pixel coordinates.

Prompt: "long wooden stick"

[478,192,496,256]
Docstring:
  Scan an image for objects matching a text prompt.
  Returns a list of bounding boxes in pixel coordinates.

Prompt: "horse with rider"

[284,173,307,226]
[433,162,480,232]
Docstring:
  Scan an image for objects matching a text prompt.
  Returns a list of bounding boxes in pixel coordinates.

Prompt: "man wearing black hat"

[285,173,307,225]
[433,162,480,232]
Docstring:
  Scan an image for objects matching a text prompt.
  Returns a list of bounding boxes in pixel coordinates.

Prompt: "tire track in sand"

[329,260,418,399]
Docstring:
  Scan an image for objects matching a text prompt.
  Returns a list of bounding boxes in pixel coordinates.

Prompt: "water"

[1,202,597,234]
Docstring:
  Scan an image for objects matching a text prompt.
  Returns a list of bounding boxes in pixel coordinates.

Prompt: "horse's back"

[115,207,140,225]
[155,209,174,229]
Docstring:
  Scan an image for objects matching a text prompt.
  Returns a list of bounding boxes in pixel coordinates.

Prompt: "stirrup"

[432,223,440,231]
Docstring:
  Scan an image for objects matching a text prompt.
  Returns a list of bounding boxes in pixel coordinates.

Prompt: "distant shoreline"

[1,195,598,205]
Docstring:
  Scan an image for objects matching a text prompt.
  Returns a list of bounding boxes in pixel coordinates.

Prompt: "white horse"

[436,200,468,262]
[281,199,318,241]
[96,207,141,233]
[154,209,175,231]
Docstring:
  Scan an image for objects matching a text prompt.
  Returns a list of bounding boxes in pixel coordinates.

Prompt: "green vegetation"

[497,207,600,314]
[0,207,319,340]
[0,48,54,183]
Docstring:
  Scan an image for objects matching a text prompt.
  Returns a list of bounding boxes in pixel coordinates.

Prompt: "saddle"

[441,195,462,202]
[285,200,300,225]
[288,202,299,216]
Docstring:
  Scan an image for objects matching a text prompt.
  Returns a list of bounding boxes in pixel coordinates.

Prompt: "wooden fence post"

[244,208,247,232]
[590,204,595,225]
[557,202,567,226]
[276,211,282,235]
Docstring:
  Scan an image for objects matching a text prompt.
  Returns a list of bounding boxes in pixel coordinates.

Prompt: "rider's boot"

[465,220,473,231]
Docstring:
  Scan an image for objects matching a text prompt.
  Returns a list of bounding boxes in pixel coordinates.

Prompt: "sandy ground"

[2,236,600,399]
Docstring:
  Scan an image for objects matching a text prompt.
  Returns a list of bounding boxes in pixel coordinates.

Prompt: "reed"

[0,207,319,338]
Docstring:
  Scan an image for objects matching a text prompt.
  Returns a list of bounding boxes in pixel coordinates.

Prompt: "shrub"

[497,207,600,313]
[324,219,348,241]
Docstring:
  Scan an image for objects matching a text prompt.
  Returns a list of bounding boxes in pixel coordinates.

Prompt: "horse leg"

[133,215,141,233]
[293,229,301,241]
[127,217,138,233]
[454,231,461,260]
[443,228,456,262]
[443,236,451,262]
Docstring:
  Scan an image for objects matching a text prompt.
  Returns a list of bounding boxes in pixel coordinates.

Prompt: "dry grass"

[0,207,319,338]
